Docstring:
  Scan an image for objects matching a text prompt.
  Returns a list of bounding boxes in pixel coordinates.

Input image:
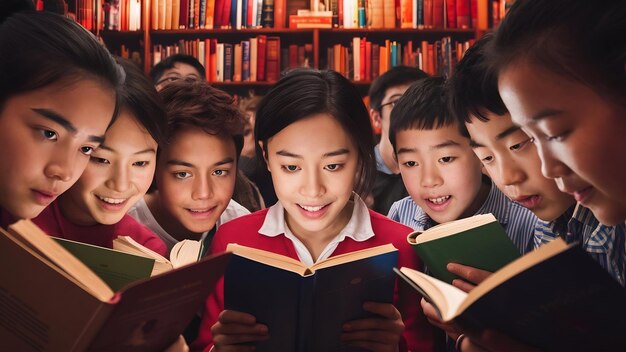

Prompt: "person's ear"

[370,108,382,130]
[258,140,270,172]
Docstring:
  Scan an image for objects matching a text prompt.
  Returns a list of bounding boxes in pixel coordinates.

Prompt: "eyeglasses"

[379,100,399,110]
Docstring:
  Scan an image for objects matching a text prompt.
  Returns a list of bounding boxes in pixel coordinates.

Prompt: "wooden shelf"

[210,81,277,86]
[150,28,312,35]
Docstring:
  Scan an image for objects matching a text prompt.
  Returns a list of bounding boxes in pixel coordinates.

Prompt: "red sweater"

[32,201,168,257]
[192,208,434,352]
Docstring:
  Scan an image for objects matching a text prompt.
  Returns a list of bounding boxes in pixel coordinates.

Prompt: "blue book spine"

[230,0,238,28]
[390,42,398,68]
[242,0,248,28]
[242,40,250,81]
[200,0,207,28]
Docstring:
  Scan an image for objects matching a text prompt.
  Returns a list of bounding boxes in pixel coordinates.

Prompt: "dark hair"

[159,79,245,157]
[0,11,124,118]
[448,33,508,124]
[149,54,206,84]
[491,0,626,105]
[390,76,469,152]
[368,65,428,111]
[255,69,376,196]
[115,58,167,147]
[0,0,33,22]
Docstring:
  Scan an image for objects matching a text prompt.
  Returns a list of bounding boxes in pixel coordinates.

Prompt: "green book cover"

[54,237,155,291]
[409,214,521,284]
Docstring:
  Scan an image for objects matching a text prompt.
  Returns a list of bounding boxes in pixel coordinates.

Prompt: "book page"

[412,213,496,243]
[226,243,309,275]
[170,239,202,268]
[312,244,397,270]
[399,267,467,321]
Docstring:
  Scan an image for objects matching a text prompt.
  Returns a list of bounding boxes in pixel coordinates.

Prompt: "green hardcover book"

[54,237,155,291]
[408,213,520,284]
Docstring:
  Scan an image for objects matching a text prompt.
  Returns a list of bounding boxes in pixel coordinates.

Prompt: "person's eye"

[510,138,532,152]
[174,171,191,179]
[438,156,456,164]
[90,156,109,164]
[80,146,96,156]
[282,165,300,172]
[324,164,343,171]
[545,131,571,142]
[39,128,58,141]
[402,161,418,167]
[212,169,229,176]
[133,161,149,167]
[481,155,494,164]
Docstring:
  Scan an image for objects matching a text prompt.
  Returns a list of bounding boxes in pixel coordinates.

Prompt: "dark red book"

[456,0,471,29]
[266,36,281,82]
[365,40,372,81]
[256,35,267,81]
[446,0,457,28]
[180,0,190,28]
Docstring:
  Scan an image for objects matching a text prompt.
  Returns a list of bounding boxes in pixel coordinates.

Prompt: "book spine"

[223,43,233,82]
[265,36,280,81]
[261,0,274,27]
[274,0,285,28]
[242,40,251,81]
[257,35,267,81]
[250,37,258,81]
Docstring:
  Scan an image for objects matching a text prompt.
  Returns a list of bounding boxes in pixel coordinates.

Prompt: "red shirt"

[192,208,435,352]
[32,201,168,257]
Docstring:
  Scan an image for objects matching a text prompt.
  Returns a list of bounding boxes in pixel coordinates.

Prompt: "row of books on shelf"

[153,35,282,83]
[327,37,471,81]
[149,0,283,30]
[101,0,507,32]
[103,0,142,31]
[152,36,470,84]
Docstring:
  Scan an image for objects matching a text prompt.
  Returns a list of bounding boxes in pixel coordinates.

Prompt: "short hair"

[255,69,376,196]
[390,76,469,152]
[0,11,124,118]
[368,65,428,111]
[448,33,507,124]
[490,0,626,105]
[116,57,167,147]
[149,54,206,84]
[158,79,245,158]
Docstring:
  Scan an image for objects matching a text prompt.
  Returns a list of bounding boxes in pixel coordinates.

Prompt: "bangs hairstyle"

[116,58,167,147]
[254,69,376,197]
[490,0,626,105]
[158,79,245,157]
[0,11,124,118]
[448,33,508,124]
[390,76,469,152]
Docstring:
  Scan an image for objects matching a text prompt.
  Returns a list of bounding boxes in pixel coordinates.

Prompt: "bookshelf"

[96,0,503,95]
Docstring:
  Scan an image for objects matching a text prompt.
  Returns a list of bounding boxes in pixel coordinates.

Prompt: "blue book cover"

[241,0,248,28]
[241,40,250,81]
[224,244,398,352]
[230,0,238,28]
[390,42,398,68]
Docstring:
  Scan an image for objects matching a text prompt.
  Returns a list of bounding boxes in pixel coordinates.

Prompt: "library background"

[61,0,509,97]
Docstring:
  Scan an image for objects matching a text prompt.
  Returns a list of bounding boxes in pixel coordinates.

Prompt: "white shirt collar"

[258,194,375,265]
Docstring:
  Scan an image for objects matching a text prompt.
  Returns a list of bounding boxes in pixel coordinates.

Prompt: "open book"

[395,238,626,351]
[224,243,398,352]
[408,213,521,284]
[113,236,202,273]
[0,220,231,352]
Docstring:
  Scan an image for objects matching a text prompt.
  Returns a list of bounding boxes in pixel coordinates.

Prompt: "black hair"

[255,68,376,196]
[368,65,428,111]
[115,58,167,147]
[390,76,469,152]
[491,0,626,105]
[149,54,206,84]
[448,33,508,124]
[0,0,33,23]
[159,78,245,158]
[0,11,124,119]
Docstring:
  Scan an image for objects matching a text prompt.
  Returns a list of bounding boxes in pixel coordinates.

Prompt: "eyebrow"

[396,147,416,155]
[531,109,564,121]
[495,125,522,141]
[167,159,194,168]
[430,140,461,150]
[214,157,235,166]
[276,148,350,158]
[469,140,485,148]
[98,146,157,155]
[32,108,105,144]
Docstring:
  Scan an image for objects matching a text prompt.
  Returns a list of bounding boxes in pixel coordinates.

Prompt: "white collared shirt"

[258,194,375,266]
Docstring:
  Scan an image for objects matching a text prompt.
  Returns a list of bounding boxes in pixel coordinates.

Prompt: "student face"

[265,113,358,240]
[0,80,115,219]
[155,63,203,91]
[373,84,411,141]
[466,113,574,221]
[396,124,486,224]
[155,127,237,236]
[499,62,626,225]
[58,111,158,225]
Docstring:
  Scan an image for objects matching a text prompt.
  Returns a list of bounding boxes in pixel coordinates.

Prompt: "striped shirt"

[535,204,626,286]
[388,179,537,254]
